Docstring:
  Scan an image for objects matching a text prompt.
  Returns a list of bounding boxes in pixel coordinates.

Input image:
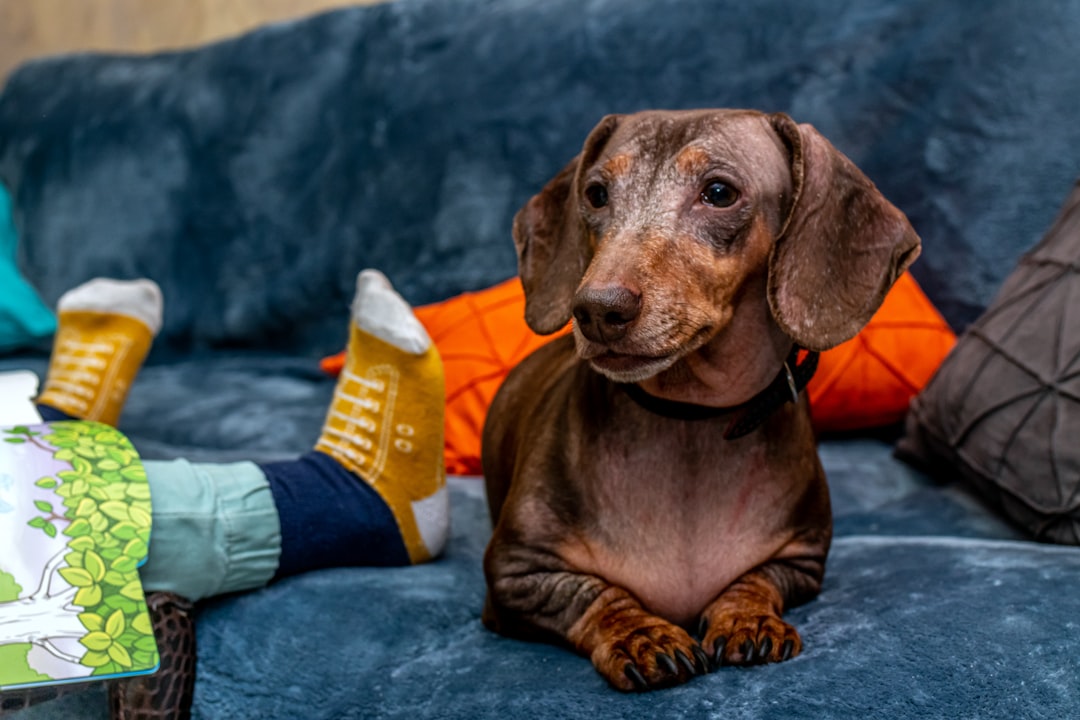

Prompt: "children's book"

[0,371,159,692]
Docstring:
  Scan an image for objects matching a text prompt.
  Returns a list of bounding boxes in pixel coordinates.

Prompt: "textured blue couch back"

[1,0,1078,357]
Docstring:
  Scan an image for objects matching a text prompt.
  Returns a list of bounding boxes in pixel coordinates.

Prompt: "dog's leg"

[697,557,824,667]
[485,546,709,691]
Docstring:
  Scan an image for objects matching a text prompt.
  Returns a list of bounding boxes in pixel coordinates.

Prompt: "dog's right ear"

[513,115,621,335]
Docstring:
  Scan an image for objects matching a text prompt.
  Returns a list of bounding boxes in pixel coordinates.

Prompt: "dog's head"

[513,109,920,382]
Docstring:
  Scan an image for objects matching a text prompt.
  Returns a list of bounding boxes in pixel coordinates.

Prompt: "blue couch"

[3,0,1080,717]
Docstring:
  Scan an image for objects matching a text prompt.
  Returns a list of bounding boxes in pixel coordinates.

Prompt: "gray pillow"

[897,180,1080,545]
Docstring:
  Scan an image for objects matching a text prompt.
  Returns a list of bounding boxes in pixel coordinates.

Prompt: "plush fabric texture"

[8,470,1077,720]
[899,182,1080,544]
[3,0,1080,354]
[0,185,55,352]
[2,0,1080,717]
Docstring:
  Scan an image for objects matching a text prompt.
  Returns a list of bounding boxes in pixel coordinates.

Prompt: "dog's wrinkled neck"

[636,294,792,408]
[619,345,817,437]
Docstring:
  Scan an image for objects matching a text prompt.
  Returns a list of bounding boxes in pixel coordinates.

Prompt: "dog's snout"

[573,285,642,343]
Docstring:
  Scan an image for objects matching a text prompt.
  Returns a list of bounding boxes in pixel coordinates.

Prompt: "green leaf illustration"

[34,477,57,489]
[63,517,92,537]
[111,556,138,574]
[131,614,155,636]
[111,522,138,540]
[128,506,151,529]
[74,584,103,607]
[79,613,105,632]
[119,580,144,601]
[107,643,133,667]
[105,609,126,638]
[120,465,147,482]
[43,523,57,538]
[75,498,97,517]
[123,538,148,559]
[89,512,109,532]
[125,483,151,501]
[58,567,94,588]
[103,570,128,587]
[33,500,53,513]
[84,551,107,582]
[69,536,95,552]
[133,634,157,651]
[81,651,111,668]
[99,501,130,522]
[81,631,114,652]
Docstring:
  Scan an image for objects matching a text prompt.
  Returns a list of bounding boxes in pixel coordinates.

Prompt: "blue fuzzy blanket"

[3,0,1080,717]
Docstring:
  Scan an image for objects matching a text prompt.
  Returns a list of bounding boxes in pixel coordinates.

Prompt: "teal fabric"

[139,459,281,601]
[0,186,54,352]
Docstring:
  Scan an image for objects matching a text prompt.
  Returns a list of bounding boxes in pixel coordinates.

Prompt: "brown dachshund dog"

[481,109,920,691]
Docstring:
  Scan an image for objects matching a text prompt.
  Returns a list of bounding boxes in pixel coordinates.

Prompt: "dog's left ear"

[766,113,921,351]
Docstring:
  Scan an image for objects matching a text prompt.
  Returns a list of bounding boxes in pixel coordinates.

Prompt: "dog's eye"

[701,181,738,208]
[584,183,609,209]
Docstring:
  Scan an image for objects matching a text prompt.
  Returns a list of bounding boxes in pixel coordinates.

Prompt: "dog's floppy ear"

[766,113,921,351]
[513,115,621,334]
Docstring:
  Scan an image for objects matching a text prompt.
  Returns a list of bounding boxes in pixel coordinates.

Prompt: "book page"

[0,421,159,690]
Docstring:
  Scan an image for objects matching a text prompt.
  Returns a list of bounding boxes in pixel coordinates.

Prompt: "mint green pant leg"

[138,459,282,601]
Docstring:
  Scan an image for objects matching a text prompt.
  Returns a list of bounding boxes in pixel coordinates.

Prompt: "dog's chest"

[563,422,798,626]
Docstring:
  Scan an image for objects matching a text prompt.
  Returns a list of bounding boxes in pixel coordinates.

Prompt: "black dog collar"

[619,346,820,439]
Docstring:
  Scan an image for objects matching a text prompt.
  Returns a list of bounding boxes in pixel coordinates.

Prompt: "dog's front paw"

[700,609,801,667]
[589,619,709,691]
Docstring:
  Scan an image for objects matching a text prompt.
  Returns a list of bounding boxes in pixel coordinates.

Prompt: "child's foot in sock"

[37,278,162,425]
[315,269,448,563]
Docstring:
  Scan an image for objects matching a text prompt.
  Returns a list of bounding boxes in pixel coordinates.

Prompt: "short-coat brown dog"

[481,109,920,691]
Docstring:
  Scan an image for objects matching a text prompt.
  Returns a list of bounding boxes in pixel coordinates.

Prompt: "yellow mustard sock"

[37,278,162,426]
[314,270,448,564]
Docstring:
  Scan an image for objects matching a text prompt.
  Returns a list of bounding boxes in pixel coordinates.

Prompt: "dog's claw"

[696,616,709,639]
[674,649,697,676]
[656,652,678,678]
[712,636,728,667]
[692,645,711,673]
[780,639,794,661]
[759,637,773,661]
[624,663,648,691]
[741,639,756,663]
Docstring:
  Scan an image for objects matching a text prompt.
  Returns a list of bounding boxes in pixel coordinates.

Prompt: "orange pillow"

[808,271,956,432]
[321,272,955,473]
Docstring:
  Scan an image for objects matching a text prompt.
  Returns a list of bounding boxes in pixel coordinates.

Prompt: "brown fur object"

[482,109,919,691]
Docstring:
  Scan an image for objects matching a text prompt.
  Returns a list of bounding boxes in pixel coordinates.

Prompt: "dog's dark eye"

[584,183,609,209]
[701,181,738,208]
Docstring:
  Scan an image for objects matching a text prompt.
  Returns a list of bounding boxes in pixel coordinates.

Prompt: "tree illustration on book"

[0,421,160,691]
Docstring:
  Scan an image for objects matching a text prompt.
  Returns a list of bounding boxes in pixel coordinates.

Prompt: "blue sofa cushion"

[11,477,1078,720]
[3,0,1080,359]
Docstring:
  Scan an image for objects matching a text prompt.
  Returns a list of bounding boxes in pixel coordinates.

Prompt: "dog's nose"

[572,285,641,343]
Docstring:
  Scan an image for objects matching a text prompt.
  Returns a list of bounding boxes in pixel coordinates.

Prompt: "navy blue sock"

[262,450,409,579]
[36,403,77,422]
